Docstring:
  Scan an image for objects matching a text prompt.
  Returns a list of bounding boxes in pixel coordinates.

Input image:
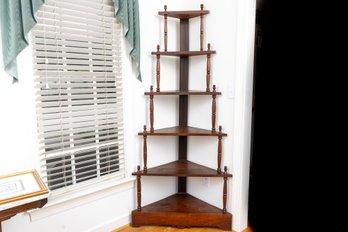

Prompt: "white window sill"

[28,177,135,221]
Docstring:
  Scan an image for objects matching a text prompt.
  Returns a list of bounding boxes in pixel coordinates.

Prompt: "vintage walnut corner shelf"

[131,4,233,230]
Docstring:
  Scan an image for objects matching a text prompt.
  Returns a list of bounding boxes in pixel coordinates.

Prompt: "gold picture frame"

[0,170,48,205]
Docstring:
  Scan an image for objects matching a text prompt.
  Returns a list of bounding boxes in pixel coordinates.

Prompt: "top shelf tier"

[158,10,209,19]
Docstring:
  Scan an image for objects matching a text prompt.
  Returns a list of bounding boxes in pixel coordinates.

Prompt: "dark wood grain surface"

[132,193,232,230]
[132,160,232,177]
[138,126,227,136]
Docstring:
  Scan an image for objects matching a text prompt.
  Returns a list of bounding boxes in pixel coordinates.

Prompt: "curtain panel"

[0,0,44,82]
[113,0,141,81]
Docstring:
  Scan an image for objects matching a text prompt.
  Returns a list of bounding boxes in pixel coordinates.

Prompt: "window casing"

[31,0,125,194]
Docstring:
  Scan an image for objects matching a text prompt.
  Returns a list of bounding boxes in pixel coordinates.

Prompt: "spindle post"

[217,125,222,173]
[164,5,168,51]
[136,165,142,211]
[206,43,211,92]
[150,86,154,132]
[143,125,148,171]
[223,166,228,214]
[156,45,161,92]
[200,4,204,51]
[212,85,217,132]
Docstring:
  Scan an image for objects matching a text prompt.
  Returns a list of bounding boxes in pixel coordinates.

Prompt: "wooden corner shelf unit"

[131,4,232,230]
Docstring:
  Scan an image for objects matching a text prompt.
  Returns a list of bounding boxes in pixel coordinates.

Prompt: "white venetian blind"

[31,0,125,192]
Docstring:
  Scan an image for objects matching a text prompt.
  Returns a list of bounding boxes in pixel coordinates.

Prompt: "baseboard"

[85,213,130,232]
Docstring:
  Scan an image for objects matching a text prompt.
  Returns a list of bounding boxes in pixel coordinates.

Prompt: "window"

[31,0,125,194]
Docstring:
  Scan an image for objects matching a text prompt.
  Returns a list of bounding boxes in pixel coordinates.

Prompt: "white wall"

[0,0,255,231]
[183,0,237,212]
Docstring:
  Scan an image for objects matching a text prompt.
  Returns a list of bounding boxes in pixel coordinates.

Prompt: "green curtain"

[0,0,44,83]
[113,0,141,82]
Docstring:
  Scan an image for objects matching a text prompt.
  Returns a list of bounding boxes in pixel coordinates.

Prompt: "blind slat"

[37,118,123,132]
[36,97,121,108]
[32,31,119,46]
[32,39,120,51]
[34,71,121,77]
[46,167,125,190]
[33,58,118,66]
[43,155,124,173]
[36,103,122,114]
[36,93,120,101]
[40,140,124,158]
[44,0,115,17]
[37,123,123,138]
[37,107,122,120]
[37,112,123,126]
[40,142,124,162]
[32,44,115,56]
[45,163,125,187]
[33,24,115,40]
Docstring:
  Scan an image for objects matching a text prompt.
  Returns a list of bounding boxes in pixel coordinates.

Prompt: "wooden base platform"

[131,193,232,230]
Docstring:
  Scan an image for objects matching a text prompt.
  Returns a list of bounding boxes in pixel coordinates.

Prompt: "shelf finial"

[200,4,204,10]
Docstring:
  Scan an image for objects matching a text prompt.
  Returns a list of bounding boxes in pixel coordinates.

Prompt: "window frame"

[30,0,128,198]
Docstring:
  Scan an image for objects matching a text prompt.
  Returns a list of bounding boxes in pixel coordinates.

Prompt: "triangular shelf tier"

[132,160,232,177]
[144,90,222,95]
[138,126,227,136]
[132,193,232,230]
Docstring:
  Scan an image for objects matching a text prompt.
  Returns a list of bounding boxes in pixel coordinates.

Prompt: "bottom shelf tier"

[131,193,232,230]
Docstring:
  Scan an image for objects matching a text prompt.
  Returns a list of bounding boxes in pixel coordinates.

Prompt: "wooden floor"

[113,225,254,232]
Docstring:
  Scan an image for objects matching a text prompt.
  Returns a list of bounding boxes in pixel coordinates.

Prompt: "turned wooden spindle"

[217,125,222,173]
[223,166,228,214]
[206,43,211,92]
[200,4,204,51]
[150,86,154,132]
[156,45,161,92]
[164,5,168,52]
[212,85,217,132]
[137,165,142,211]
[143,125,148,171]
